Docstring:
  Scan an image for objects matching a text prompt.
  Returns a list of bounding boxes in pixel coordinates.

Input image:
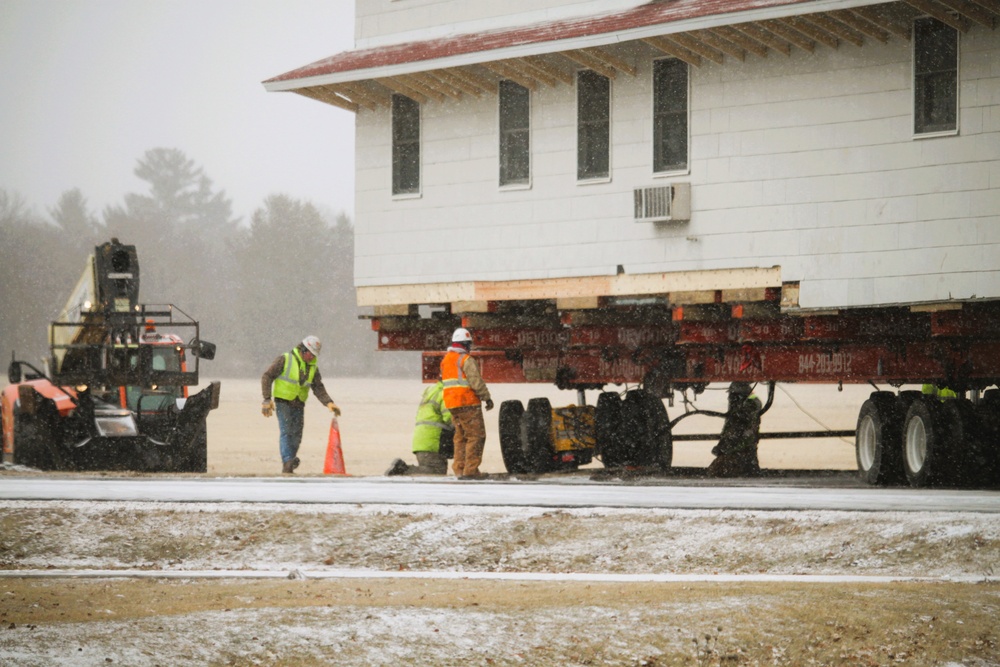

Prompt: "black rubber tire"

[855,392,905,486]
[498,400,529,474]
[950,399,986,487]
[524,397,555,474]
[638,390,672,471]
[975,389,1000,485]
[620,389,667,468]
[903,397,963,487]
[595,391,626,469]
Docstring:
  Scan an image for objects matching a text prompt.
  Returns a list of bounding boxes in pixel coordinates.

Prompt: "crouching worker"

[707,382,762,478]
[386,379,454,476]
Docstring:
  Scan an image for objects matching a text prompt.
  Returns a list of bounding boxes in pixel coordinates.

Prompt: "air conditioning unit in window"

[633,183,691,223]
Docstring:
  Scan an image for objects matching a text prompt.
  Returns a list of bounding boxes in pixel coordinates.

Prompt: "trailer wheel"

[619,390,670,469]
[524,398,555,474]
[975,390,1000,484]
[638,390,672,471]
[903,398,961,487]
[855,393,905,486]
[596,392,626,469]
[498,400,529,474]
[950,399,987,487]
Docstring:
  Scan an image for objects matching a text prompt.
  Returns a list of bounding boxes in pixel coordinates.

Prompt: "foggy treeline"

[0,147,418,380]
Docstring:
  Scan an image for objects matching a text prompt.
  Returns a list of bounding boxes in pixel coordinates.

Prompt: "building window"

[577,70,610,180]
[653,58,688,173]
[914,17,958,136]
[392,94,420,195]
[499,80,530,186]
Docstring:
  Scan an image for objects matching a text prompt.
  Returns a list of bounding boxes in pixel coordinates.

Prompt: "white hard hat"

[451,328,472,344]
[302,335,322,356]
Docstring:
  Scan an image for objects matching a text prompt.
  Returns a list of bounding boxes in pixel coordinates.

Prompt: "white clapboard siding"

[352,19,999,310]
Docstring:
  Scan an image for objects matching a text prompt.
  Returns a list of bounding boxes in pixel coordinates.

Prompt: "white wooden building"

[265,0,999,313]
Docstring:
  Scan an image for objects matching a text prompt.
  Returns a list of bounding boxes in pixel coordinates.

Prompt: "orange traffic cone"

[323,417,347,475]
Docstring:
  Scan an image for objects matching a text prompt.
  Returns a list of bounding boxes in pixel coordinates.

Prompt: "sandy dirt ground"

[207,377,867,477]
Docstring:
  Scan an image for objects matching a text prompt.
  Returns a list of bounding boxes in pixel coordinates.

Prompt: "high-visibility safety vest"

[413,381,452,453]
[272,348,317,402]
[441,348,480,409]
[922,384,958,400]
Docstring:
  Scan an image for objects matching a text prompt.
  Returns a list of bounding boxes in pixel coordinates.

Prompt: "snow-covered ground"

[3,498,1000,665]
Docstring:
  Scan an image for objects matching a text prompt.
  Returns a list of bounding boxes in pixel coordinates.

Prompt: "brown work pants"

[450,405,486,477]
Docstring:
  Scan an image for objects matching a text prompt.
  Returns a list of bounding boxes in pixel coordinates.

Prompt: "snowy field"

[3,379,999,665]
[2,500,1000,665]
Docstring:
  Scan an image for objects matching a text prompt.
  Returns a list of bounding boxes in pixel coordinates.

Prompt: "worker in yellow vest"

[922,384,958,400]
[440,328,494,479]
[261,336,341,474]
[385,379,454,476]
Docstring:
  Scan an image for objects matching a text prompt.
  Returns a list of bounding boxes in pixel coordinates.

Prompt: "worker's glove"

[261,400,274,418]
[327,402,342,417]
[484,398,494,411]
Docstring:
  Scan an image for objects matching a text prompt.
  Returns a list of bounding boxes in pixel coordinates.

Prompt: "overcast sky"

[0,0,356,223]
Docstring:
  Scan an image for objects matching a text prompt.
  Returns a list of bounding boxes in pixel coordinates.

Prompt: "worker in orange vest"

[440,328,494,479]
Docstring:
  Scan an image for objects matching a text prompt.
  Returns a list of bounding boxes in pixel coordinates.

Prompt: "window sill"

[652,167,690,178]
[576,176,612,185]
[499,182,532,192]
[913,128,959,140]
[392,192,422,201]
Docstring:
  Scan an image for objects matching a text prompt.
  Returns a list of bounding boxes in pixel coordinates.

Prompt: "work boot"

[385,458,408,476]
[292,457,300,471]
[282,460,295,474]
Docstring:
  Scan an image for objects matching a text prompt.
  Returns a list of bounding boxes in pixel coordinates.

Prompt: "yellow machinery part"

[550,405,596,452]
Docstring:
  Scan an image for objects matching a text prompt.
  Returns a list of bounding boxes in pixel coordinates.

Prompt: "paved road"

[3,475,1000,512]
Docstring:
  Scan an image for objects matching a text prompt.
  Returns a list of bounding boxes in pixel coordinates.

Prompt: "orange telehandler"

[1,239,220,472]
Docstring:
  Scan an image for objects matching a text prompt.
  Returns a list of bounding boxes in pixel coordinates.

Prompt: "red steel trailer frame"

[370,292,1000,488]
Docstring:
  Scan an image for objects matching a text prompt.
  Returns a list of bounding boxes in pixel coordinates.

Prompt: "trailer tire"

[619,390,670,469]
[498,400,530,474]
[596,392,627,469]
[903,398,962,487]
[524,398,555,474]
[638,390,672,471]
[975,390,1000,485]
[855,393,905,486]
[950,399,988,487]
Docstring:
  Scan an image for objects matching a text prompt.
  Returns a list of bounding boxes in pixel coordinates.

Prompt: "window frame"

[912,16,959,138]
[498,79,532,189]
[576,69,612,183]
[652,57,690,176]
[391,93,421,197]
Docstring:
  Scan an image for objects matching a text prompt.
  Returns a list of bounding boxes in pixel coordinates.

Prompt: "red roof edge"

[264,0,817,84]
